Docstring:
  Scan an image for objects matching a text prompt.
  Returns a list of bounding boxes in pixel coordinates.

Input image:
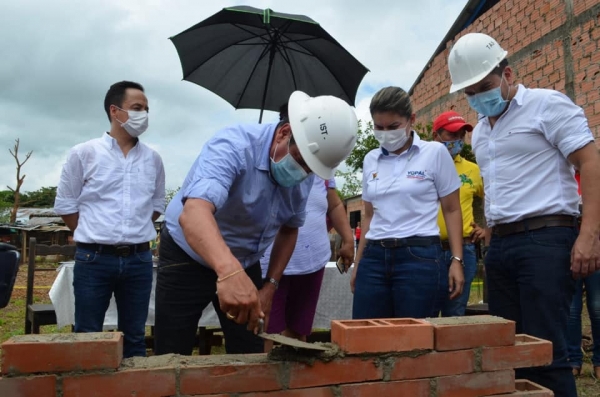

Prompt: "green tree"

[336,169,361,200]
[344,121,379,173]
[20,186,57,207]
[165,187,181,204]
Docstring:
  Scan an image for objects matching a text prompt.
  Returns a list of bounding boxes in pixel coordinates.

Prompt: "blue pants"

[485,226,578,397]
[352,242,447,319]
[73,247,153,358]
[567,271,600,368]
[441,243,477,316]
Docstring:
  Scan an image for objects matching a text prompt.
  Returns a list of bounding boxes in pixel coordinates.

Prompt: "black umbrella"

[170,5,369,122]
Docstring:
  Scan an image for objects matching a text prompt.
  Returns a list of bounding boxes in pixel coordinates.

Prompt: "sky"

[0,0,469,193]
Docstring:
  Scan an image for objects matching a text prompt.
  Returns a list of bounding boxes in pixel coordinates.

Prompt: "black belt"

[492,215,578,237]
[441,237,474,251]
[76,242,150,257]
[369,236,440,248]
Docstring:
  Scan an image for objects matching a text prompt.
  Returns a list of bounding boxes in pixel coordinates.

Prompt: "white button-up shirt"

[472,85,593,226]
[362,134,461,240]
[54,133,165,244]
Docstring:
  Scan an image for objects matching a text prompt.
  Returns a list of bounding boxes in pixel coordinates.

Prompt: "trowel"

[257,319,328,351]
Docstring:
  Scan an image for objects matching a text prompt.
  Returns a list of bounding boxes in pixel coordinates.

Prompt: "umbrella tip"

[263,8,272,24]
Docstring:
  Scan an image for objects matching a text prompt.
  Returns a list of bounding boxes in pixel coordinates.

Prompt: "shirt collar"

[256,123,278,171]
[102,131,140,152]
[478,84,526,125]
[454,154,463,163]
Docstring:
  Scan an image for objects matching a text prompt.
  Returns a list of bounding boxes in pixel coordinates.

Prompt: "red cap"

[433,111,473,133]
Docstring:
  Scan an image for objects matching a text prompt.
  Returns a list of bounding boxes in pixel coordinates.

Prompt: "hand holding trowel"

[257,319,328,351]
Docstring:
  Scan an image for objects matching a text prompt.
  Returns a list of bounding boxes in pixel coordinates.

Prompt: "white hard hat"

[448,33,508,93]
[288,91,358,179]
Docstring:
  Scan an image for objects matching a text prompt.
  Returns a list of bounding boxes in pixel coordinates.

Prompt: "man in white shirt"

[54,81,165,358]
[448,33,600,397]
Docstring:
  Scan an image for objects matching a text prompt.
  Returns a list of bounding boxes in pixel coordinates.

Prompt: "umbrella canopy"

[170,6,369,122]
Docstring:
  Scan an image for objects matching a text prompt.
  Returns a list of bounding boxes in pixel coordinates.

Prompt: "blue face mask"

[442,139,464,158]
[467,78,508,117]
[270,141,308,187]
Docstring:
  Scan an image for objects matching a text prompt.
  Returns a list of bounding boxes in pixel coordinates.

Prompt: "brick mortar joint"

[474,347,483,372]
[429,377,438,397]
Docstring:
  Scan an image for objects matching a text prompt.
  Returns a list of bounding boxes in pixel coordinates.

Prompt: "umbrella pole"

[259,44,276,123]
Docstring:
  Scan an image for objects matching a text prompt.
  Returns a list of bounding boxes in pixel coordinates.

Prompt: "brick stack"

[0,315,554,396]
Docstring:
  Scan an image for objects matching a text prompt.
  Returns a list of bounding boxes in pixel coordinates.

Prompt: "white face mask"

[116,107,149,138]
[374,126,410,152]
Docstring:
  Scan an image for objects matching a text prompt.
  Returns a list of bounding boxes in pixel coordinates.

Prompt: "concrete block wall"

[0,316,555,396]
[411,0,600,145]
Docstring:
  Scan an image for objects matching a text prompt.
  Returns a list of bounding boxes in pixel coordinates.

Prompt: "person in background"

[260,175,354,348]
[567,170,600,378]
[153,91,358,355]
[448,32,600,396]
[354,221,361,248]
[54,81,165,358]
[432,111,485,316]
[351,86,464,319]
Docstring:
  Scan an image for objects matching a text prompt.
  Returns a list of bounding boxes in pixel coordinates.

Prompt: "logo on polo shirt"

[407,170,426,180]
[459,173,473,187]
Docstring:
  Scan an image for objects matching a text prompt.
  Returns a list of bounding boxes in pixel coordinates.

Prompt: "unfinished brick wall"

[411,0,600,145]
[1,316,556,396]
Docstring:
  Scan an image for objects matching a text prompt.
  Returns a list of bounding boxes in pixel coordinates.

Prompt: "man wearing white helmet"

[153,91,358,355]
[448,32,600,396]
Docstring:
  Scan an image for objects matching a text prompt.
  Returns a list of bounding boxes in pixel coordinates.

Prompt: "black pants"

[154,228,264,355]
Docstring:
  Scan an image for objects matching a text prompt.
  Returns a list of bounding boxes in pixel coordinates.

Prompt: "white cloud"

[0,0,468,192]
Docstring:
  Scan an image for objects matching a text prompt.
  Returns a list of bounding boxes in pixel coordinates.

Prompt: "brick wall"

[1,316,556,396]
[411,0,600,144]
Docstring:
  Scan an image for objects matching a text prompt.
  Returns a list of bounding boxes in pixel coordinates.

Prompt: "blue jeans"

[73,247,153,358]
[154,228,264,355]
[485,226,578,397]
[441,243,477,316]
[353,242,447,319]
[567,271,600,368]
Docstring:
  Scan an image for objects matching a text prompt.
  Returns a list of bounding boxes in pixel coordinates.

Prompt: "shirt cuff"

[152,199,165,214]
[284,211,307,228]
[54,199,78,215]
[183,179,229,210]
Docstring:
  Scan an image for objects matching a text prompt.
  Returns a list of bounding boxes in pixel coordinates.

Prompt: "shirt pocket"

[135,163,157,196]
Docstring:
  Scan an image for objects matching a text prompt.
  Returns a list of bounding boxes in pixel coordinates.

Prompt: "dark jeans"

[486,226,578,397]
[154,228,264,355]
[73,247,153,358]
[567,271,600,368]
[441,243,477,316]
[352,241,446,319]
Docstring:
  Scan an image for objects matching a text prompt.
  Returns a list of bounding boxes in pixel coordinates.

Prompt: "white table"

[49,261,353,330]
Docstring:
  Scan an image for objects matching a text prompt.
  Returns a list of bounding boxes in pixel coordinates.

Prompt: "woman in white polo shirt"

[351,86,465,319]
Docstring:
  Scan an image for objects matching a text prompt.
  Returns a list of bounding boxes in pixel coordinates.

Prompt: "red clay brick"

[180,362,282,395]
[427,315,515,351]
[331,318,433,354]
[240,387,335,396]
[436,370,515,397]
[62,368,176,397]
[390,349,475,380]
[1,333,122,375]
[341,379,430,396]
[482,334,553,371]
[0,375,56,397]
[288,357,383,389]
[487,379,553,396]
